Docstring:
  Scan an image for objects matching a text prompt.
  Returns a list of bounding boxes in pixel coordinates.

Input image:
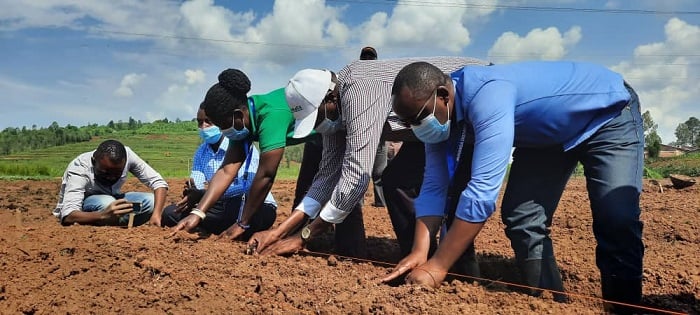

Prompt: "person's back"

[452,61,630,149]
[248,88,309,151]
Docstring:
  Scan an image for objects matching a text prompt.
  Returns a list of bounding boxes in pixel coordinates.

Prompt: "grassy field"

[0,133,302,180]
[1,131,697,181]
[646,152,700,177]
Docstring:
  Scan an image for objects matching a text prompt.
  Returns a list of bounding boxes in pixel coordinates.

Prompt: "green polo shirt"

[248,88,310,153]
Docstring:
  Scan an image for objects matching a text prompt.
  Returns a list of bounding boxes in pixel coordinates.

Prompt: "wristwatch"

[300,225,312,244]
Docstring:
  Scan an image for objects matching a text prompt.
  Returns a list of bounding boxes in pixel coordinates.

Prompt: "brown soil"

[1,177,698,314]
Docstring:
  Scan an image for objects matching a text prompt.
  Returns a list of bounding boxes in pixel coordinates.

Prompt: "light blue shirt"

[415,61,631,223]
[191,137,276,206]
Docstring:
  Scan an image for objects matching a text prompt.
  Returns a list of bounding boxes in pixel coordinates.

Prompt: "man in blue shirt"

[161,107,277,237]
[385,61,644,314]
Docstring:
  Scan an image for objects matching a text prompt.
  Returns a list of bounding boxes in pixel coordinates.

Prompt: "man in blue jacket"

[385,61,644,314]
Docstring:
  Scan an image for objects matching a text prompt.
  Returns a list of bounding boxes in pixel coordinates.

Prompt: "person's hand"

[217,224,246,241]
[258,233,304,256]
[247,229,282,254]
[380,250,428,283]
[170,213,202,235]
[405,260,447,288]
[148,215,162,227]
[99,199,134,224]
[175,196,191,213]
[182,178,195,196]
[175,189,204,213]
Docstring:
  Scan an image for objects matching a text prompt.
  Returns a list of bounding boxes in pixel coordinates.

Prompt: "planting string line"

[281,247,686,315]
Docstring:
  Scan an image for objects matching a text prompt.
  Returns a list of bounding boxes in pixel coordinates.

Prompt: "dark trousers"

[371,141,388,206]
[162,197,277,240]
[293,138,367,258]
[501,86,644,310]
[383,141,477,268]
[382,141,425,256]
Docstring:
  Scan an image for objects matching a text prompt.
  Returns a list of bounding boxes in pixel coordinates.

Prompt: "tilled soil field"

[1,177,698,314]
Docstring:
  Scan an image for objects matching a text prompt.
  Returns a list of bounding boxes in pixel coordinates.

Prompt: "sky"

[1,0,699,144]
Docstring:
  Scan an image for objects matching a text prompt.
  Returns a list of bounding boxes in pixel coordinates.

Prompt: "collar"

[247,97,258,135]
[451,76,466,124]
[207,136,229,154]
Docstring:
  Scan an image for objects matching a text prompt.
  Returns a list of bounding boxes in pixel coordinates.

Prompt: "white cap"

[285,69,334,138]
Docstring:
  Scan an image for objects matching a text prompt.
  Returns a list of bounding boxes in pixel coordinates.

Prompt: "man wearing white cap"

[248,57,490,263]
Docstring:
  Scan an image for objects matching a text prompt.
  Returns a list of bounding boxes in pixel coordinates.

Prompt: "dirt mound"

[1,178,698,314]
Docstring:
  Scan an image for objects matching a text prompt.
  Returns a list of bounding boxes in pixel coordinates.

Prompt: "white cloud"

[611,18,700,144]
[0,1,182,36]
[150,68,210,121]
[114,73,146,97]
[179,0,349,64]
[487,26,582,62]
[0,0,497,66]
[185,69,206,85]
[356,0,497,54]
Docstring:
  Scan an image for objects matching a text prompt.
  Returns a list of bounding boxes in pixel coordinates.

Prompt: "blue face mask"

[199,126,222,144]
[221,125,249,141]
[314,103,343,135]
[221,110,250,141]
[411,92,451,144]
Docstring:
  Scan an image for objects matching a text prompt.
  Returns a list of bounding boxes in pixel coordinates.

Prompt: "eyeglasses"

[398,90,437,127]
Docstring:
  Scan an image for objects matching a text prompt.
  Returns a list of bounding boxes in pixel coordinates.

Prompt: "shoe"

[519,258,568,303]
[601,275,643,314]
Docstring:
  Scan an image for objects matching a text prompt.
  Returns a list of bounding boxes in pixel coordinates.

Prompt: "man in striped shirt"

[249,57,489,264]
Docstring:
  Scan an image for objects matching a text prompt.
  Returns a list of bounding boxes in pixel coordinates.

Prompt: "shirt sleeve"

[190,145,207,190]
[314,82,391,224]
[298,131,344,219]
[414,142,450,218]
[455,80,515,223]
[127,148,169,191]
[57,168,90,222]
[257,109,293,153]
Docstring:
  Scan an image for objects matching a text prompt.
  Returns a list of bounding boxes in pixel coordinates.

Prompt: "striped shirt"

[295,56,490,223]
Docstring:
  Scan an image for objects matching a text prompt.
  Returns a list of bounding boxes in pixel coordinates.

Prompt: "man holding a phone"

[53,139,169,226]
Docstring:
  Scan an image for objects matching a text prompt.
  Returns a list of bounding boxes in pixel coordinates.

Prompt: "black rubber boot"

[601,275,643,314]
[519,258,568,303]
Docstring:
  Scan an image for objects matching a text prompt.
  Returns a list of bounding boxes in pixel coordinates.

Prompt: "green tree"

[642,110,657,135]
[128,116,137,130]
[674,117,700,147]
[283,144,304,168]
[646,131,662,158]
[642,111,663,158]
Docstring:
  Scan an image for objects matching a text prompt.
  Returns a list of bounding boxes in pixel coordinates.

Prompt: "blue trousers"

[501,86,644,281]
[82,192,154,226]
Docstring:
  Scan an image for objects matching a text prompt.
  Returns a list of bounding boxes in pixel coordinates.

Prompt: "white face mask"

[410,92,451,143]
[314,103,343,135]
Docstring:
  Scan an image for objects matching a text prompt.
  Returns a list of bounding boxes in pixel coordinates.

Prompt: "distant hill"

[0,118,197,155]
[0,132,200,178]
[0,119,302,179]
